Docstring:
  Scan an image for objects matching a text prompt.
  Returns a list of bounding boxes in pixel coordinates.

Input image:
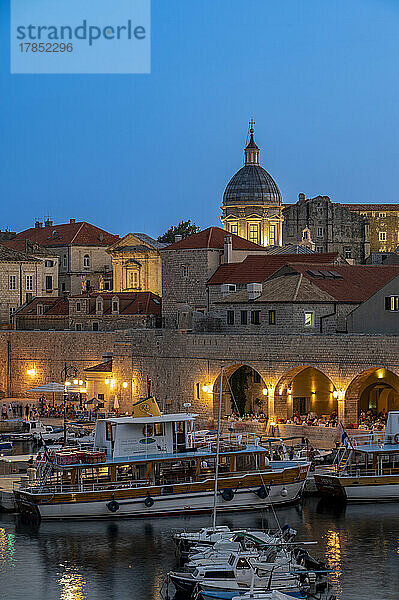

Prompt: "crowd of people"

[357,409,388,431]
[225,410,339,428]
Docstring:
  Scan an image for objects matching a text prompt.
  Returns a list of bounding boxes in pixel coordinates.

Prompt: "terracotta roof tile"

[164,227,264,251]
[14,222,119,247]
[207,253,339,285]
[15,297,69,317]
[0,244,40,263]
[71,291,161,316]
[277,263,399,302]
[84,360,113,373]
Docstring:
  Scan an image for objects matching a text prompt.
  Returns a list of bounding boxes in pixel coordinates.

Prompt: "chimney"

[70,218,76,224]
[44,219,53,227]
[174,234,183,242]
[224,235,232,264]
[298,193,306,204]
[35,221,43,229]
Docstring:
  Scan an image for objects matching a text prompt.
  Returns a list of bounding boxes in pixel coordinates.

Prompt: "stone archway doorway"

[212,365,268,418]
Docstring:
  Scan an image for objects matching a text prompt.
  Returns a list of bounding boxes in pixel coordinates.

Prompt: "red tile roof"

[71,291,161,316]
[15,297,69,317]
[14,222,119,247]
[165,227,265,251]
[279,263,399,302]
[84,360,113,373]
[207,253,340,285]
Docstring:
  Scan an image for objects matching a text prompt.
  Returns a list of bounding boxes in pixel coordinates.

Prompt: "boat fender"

[221,488,234,501]
[394,433,399,444]
[106,499,120,513]
[144,496,154,508]
[256,485,270,499]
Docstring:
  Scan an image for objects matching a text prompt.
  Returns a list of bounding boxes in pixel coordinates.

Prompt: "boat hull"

[314,473,399,502]
[15,480,305,520]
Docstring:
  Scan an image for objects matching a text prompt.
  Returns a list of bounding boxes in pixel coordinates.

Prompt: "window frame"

[379,231,387,242]
[25,274,33,291]
[251,310,261,325]
[385,296,399,312]
[9,275,17,291]
[304,311,315,328]
[268,309,276,325]
[227,310,235,325]
[240,310,248,325]
[83,254,90,268]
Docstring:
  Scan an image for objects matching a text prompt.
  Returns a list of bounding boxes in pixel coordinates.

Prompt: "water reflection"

[59,567,87,600]
[0,499,398,600]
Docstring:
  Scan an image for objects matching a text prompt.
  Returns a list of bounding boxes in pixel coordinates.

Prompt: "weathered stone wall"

[0,329,397,427]
[161,248,221,327]
[283,196,369,262]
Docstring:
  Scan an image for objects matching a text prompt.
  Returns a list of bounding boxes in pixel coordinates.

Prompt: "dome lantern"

[244,119,260,165]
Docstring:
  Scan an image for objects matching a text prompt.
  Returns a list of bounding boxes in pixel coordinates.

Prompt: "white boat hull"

[21,480,304,519]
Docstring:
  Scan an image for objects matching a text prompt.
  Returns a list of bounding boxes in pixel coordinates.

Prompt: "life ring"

[394,433,399,444]
[106,499,120,513]
[144,496,154,508]
[221,488,234,501]
[256,485,270,499]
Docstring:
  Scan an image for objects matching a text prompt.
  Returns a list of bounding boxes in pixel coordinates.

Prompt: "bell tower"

[244,119,260,165]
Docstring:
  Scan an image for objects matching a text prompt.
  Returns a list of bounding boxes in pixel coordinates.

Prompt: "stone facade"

[107,233,165,296]
[161,247,222,327]
[0,328,398,427]
[283,195,370,263]
[0,246,59,327]
[11,220,119,295]
[346,205,399,254]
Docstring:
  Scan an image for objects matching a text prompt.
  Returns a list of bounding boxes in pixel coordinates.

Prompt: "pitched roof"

[217,274,334,303]
[164,227,265,251]
[14,222,119,247]
[0,244,40,263]
[2,239,58,256]
[207,253,340,285]
[84,360,113,373]
[15,297,69,317]
[108,233,167,253]
[263,244,315,255]
[71,291,162,316]
[273,264,399,302]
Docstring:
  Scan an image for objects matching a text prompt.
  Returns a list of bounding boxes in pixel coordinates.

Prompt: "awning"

[26,382,65,393]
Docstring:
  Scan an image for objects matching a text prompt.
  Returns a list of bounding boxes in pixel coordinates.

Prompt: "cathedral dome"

[223,164,281,206]
[223,125,282,206]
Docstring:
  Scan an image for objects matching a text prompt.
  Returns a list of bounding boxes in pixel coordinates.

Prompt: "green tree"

[157,219,201,243]
[230,366,250,415]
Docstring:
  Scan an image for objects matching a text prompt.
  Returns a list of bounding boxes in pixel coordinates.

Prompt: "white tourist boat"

[315,411,399,501]
[14,395,309,520]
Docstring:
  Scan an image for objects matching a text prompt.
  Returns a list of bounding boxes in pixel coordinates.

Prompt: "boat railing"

[347,431,385,448]
[14,478,151,495]
[190,431,259,450]
[339,467,399,477]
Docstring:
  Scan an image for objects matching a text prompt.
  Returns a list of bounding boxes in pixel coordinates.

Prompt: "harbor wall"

[0,329,397,425]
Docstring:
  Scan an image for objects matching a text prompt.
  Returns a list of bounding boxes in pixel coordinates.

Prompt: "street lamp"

[60,363,78,446]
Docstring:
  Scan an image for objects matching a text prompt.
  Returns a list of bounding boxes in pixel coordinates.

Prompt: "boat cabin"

[94,413,197,459]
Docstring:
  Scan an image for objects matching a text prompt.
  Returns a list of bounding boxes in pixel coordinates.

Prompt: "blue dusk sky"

[0,0,398,238]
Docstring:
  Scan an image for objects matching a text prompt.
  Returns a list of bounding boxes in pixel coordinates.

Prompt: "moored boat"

[14,396,309,520]
[315,411,399,502]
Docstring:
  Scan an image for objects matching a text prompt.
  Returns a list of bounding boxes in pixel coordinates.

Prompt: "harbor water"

[0,498,397,600]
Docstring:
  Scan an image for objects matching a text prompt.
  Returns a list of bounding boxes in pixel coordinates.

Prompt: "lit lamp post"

[60,363,78,446]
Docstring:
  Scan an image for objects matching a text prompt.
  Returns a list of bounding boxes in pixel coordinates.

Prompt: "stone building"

[221,123,283,247]
[107,233,166,296]
[210,263,399,335]
[14,291,162,332]
[283,194,370,263]
[344,204,399,254]
[0,244,59,328]
[2,238,59,296]
[161,227,267,328]
[12,219,119,295]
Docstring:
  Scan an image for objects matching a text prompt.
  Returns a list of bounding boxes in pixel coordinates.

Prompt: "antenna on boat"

[212,366,224,530]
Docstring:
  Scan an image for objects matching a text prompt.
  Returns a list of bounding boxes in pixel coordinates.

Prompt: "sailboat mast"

[212,366,224,530]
